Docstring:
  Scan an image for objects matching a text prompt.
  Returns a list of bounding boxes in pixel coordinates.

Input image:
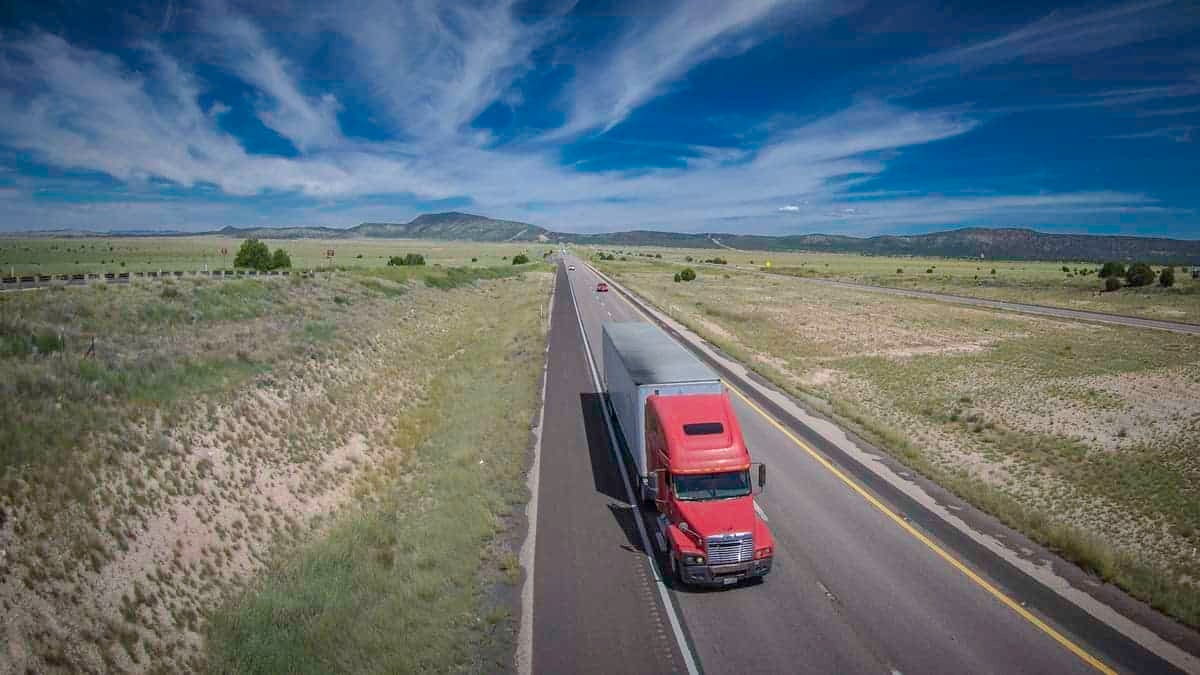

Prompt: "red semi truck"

[603,322,774,587]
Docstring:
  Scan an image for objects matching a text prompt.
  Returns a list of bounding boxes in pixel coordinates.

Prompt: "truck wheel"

[671,556,685,587]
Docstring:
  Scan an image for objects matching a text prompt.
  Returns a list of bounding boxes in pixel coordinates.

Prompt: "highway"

[529,255,1198,674]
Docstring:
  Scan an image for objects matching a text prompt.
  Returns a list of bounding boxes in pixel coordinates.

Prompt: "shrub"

[471,257,478,263]
[512,253,530,265]
[161,285,181,299]
[896,268,903,274]
[990,269,996,275]
[673,272,682,283]
[1099,261,1125,278]
[1062,265,1070,273]
[387,253,425,266]
[1159,266,1175,287]
[926,268,934,274]
[271,249,292,270]
[685,256,694,262]
[704,257,728,265]
[355,253,363,259]
[234,239,272,271]
[655,253,662,258]
[1104,277,1121,292]
[1125,262,1155,287]
[679,267,697,281]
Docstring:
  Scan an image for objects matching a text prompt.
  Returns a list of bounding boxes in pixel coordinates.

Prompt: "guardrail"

[0,268,306,291]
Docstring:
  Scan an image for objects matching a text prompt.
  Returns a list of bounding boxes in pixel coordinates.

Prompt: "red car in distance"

[596,282,609,292]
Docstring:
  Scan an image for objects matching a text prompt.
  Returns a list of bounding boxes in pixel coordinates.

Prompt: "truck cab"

[646,393,774,587]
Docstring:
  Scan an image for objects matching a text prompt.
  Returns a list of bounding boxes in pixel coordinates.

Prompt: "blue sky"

[0,0,1197,236]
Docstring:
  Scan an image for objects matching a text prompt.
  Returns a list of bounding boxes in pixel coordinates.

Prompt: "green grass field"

[578,244,1200,324]
[0,236,556,275]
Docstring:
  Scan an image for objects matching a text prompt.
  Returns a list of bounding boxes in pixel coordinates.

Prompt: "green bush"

[990,268,997,275]
[673,272,681,283]
[1159,266,1175,287]
[388,253,426,267]
[1125,262,1155,287]
[234,239,272,271]
[685,256,694,262]
[471,257,478,263]
[1099,261,1126,278]
[704,257,728,265]
[1104,276,1121,292]
[271,248,292,270]
[655,253,662,258]
[512,253,530,265]
[896,268,903,274]
[926,268,934,274]
[679,268,696,282]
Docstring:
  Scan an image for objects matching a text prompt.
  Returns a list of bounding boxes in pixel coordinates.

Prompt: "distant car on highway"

[596,282,608,292]
[568,265,576,271]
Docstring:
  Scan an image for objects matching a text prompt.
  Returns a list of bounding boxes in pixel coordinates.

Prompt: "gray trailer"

[602,322,724,501]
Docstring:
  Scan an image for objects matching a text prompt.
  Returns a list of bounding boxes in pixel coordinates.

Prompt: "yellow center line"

[587,265,1115,675]
[724,383,1115,675]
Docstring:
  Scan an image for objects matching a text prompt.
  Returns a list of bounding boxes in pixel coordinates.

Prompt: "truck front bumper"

[680,557,773,587]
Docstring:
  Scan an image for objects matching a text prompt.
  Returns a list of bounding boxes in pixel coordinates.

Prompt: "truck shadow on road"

[580,393,635,503]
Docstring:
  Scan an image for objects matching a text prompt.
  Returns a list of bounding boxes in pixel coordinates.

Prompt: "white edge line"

[565,260,702,675]
[517,271,556,675]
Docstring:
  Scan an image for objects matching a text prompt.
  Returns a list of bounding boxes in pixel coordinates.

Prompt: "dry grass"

[0,266,552,672]
[586,245,1200,324]
[600,259,1200,627]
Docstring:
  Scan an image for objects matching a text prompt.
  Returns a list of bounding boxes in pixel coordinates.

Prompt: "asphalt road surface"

[530,256,1194,674]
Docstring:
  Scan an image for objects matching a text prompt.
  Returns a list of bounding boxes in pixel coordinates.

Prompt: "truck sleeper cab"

[647,393,773,587]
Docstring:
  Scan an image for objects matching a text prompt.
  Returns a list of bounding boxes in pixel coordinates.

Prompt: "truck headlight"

[684,555,705,565]
[754,547,772,559]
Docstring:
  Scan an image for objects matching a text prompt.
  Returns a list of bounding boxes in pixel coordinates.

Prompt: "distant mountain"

[569,227,1200,264]
[8,214,1197,264]
[351,212,552,242]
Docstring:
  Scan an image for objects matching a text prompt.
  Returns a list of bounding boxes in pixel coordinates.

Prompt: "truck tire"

[671,555,686,587]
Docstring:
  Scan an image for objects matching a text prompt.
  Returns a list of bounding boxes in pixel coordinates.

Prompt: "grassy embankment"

[581,245,1200,324]
[0,251,551,672]
[595,257,1200,628]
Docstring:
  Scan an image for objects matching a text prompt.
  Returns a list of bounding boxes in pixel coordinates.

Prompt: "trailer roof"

[603,322,718,385]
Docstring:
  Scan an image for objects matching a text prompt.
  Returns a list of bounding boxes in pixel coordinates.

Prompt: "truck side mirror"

[757,463,767,488]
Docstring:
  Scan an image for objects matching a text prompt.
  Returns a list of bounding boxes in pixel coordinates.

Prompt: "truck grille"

[705,533,753,565]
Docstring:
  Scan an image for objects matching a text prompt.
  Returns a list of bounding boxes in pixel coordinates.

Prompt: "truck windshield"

[674,471,751,501]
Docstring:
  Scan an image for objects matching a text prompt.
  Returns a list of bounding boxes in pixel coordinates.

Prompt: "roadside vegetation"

[585,245,1200,324]
[0,236,545,275]
[0,246,552,672]
[596,257,1200,628]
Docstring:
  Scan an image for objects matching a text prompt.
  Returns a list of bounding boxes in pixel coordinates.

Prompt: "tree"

[234,239,271,271]
[1125,262,1155,287]
[512,253,530,264]
[387,253,425,266]
[679,267,697,281]
[1099,261,1125,278]
[1104,276,1121,292]
[271,248,292,270]
[1159,266,1176,287]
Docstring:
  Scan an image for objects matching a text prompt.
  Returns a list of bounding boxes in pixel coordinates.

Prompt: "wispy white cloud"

[555,0,795,136]
[321,0,558,140]
[778,205,800,212]
[204,13,343,150]
[915,0,1188,70]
